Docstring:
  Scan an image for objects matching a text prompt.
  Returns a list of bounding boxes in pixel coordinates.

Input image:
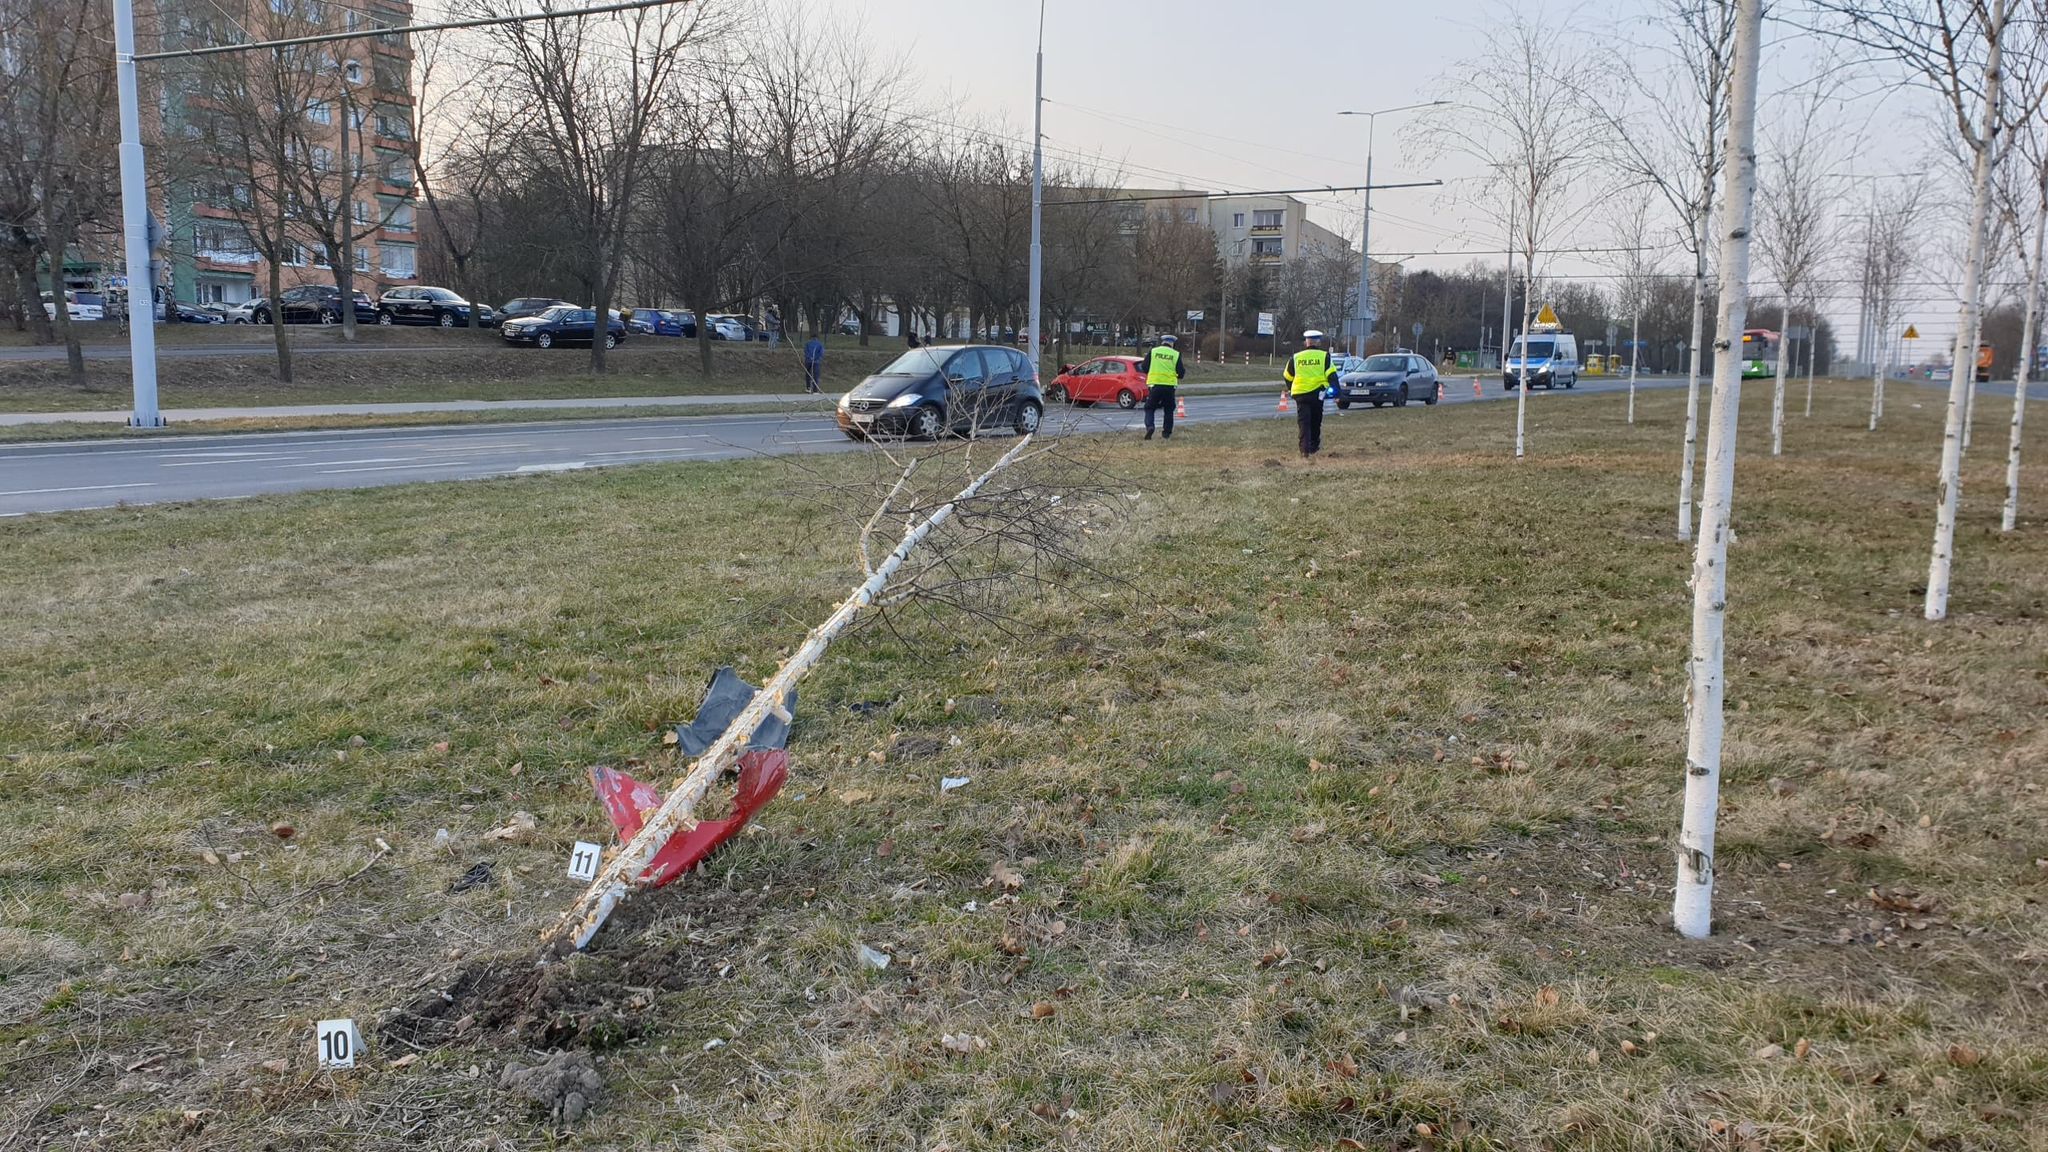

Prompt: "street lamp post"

[1338,101,1445,358]
[1027,0,1047,375]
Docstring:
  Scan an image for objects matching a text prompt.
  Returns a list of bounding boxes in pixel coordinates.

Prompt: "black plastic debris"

[674,666,796,756]
[448,861,493,894]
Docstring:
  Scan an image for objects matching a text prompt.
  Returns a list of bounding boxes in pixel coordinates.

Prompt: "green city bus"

[1740,329,1779,379]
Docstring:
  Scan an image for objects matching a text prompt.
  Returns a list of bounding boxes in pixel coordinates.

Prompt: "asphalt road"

[0,373,1678,517]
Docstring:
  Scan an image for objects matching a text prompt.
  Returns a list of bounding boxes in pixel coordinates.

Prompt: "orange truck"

[1976,342,1994,383]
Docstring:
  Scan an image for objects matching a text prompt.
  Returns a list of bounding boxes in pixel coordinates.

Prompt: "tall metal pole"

[113,0,165,427]
[1026,0,1045,374]
[1356,145,1375,358]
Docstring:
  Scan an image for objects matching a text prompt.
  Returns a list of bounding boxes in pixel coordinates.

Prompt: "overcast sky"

[790,0,1995,350]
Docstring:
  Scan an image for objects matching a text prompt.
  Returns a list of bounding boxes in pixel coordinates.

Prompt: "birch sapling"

[1674,0,1762,940]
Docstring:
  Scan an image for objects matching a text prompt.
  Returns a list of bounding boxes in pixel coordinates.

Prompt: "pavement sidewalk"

[0,380,1282,426]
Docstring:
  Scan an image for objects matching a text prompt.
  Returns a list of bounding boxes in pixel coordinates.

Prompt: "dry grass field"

[1,380,2042,1150]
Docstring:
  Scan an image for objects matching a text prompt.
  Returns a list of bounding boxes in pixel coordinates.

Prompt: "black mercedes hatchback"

[836,344,1044,440]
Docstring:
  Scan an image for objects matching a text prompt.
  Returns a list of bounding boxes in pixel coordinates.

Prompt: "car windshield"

[1362,355,1406,371]
[1510,338,1556,359]
[538,306,575,321]
[877,348,948,376]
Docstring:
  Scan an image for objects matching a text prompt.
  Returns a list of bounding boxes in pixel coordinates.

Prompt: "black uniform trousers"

[1294,390,1323,456]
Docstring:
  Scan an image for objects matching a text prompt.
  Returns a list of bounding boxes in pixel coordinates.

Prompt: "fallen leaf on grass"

[1257,944,1290,969]
[940,1032,988,1055]
[389,1053,419,1069]
[1977,1103,2021,1123]
[835,789,874,806]
[1754,1043,1784,1060]
[481,812,538,843]
[1327,1056,1359,1079]
[1207,1081,1241,1108]
[1947,1043,1983,1068]
[1869,886,1938,915]
[1536,986,1560,1007]
[116,891,148,911]
[261,1059,289,1075]
[270,822,296,840]
[1794,1038,1811,1061]
[1023,1002,1056,1019]
[991,861,1024,891]
[875,838,895,859]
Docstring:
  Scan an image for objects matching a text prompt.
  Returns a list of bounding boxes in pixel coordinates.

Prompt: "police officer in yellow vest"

[1140,334,1187,440]
[1283,329,1337,457]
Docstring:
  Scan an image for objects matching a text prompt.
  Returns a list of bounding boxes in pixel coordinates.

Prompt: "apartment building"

[1206,195,1355,270]
[159,0,421,308]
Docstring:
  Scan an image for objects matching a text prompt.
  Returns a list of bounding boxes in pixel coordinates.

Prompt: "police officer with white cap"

[1283,329,1336,457]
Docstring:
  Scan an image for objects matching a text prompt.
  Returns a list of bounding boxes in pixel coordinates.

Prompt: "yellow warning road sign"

[1903,324,1919,340]
[1535,304,1560,327]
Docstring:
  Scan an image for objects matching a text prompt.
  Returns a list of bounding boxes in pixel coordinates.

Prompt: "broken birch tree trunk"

[544,435,1037,955]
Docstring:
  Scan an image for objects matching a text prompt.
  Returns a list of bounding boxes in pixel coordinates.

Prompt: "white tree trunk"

[1675,0,1763,941]
[1629,306,1640,424]
[546,437,1036,953]
[1870,321,1885,431]
[2004,196,2046,531]
[1515,265,1533,459]
[1679,248,1708,539]
[1964,307,1986,452]
[1771,301,1789,454]
[1927,1,2007,621]
[1803,324,1816,417]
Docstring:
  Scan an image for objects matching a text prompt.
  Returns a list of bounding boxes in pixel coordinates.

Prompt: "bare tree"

[1607,190,1667,425]
[1674,0,1765,941]
[1997,3,2048,529]
[485,0,713,372]
[1418,12,1605,458]
[1586,0,1738,535]
[1755,81,1848,454]
[1855,180,1925,428]
[0,0,117,385]
[1815,0,2014,619]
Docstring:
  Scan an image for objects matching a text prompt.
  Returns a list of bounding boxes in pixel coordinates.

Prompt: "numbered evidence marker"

[316,1018,361,1070]
[566,840,603,882]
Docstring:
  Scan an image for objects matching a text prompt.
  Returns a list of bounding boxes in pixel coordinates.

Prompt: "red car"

[1049,355,1148,409]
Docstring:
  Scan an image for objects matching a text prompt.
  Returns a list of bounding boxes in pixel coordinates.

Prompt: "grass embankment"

[1,384,2043,1149]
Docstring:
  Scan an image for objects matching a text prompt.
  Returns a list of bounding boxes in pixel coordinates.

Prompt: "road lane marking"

[316,461,477,474]
[158,456,300,466]
[0,482,155,497]
[280,457,422,468]
[625,434,712,442]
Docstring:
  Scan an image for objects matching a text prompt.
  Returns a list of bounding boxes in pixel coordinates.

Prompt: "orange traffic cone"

[1436,379,1445,403]
[1175,394,1188,420]
[1471,377,1482,398]
[1278,392,1291,414]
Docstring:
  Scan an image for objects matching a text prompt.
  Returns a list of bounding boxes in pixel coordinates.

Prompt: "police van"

[1502,317,1579,391]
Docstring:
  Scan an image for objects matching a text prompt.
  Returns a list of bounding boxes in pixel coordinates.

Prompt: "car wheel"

[1048,384,1068,404]
[376,311,394,326]
[1116,388,1137,409]
[1425,385,1439,405]
[1396,388,1409,407]
[438,312,457,328]
[253,309,270,324]
[1336,399,1351,410]
[318,310,336,325]
[536,332,554,349]
[1015,400,1043,435]
[911,405,943,441]
[604,332,618,349]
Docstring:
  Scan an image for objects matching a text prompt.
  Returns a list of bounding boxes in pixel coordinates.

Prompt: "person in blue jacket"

[803,335,825,393]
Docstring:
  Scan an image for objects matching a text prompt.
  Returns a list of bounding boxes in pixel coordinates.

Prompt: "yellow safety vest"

[1287,348,1332,395]
[1146,345,1181,386]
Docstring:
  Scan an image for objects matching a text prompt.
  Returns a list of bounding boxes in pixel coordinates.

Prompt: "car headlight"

[887,393,921,408]
[837,394,852,410]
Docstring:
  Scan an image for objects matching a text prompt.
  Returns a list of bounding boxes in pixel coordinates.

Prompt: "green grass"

[0,383,2044,1149]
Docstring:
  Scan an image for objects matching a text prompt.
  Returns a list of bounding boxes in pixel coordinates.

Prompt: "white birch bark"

[1629,306,1640,424]
[2004,196,2046,531]
[1679,247,1707,539]
[1927,0,2008,622]
[1675,0,1763,940]
[1871,331,1886,431]
[1771,301,1789,454]
[1515,268,1533,458]
[1804,325,1816,417]
[546,436,1036,953]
